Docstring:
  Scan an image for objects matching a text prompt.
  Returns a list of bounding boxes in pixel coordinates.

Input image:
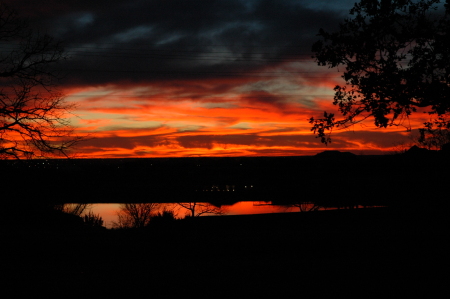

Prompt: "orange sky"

[6,0,434,158]
[65,68,425,158]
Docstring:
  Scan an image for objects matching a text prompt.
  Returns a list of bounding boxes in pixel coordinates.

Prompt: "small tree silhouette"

[290,202,321,212]
[82,211,104,228]
[53,203,91,216]
[177,202,224,218]
[150,208,178,225]
[112,203,160,229]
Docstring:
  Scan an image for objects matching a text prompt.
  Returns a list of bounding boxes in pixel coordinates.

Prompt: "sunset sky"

[5,0,425,158]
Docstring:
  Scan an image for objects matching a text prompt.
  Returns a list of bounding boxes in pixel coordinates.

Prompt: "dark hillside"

[2,154,449,210]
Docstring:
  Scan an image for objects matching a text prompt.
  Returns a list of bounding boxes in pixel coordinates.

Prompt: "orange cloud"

[64,64,428,158]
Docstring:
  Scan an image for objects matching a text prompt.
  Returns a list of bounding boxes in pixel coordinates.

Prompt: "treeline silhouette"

[2,154,450,210]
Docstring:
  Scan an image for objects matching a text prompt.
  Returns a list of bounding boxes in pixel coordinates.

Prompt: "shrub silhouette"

[150,209,178,225]
[82,211,104,228]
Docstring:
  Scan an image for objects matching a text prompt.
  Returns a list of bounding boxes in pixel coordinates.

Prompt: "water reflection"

[177,202,225,217]
[87,201,328,228]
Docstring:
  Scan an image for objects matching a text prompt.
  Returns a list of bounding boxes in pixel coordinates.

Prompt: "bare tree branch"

[112,203,161,229]
[0,3,82,159]
[177,202,225,218]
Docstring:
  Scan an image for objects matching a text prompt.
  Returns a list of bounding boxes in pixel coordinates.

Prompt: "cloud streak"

[3,0,419,157]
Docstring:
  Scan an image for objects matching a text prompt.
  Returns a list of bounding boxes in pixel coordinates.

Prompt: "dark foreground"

[1,154,449,296]
[1,207,448,297]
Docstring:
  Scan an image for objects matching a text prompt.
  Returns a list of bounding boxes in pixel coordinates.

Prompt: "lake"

[79,201,351,228]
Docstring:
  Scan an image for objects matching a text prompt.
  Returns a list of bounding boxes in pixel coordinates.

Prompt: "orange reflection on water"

[89,204,122,227]
[89,202,299,228]
[221,201,291,215]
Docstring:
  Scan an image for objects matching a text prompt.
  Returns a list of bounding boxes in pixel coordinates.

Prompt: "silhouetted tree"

[290,202,321,212]
[150,208,178,225]
[310,0,450,144]
[417,115,450,150]
[54,203,91,216]
[82,211,104,228]
[177,202,224,218]
[112,203,160,229]
[0,3,82,159]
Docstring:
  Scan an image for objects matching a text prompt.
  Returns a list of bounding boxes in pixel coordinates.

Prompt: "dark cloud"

[336,130,410,148]
[74,129,402,157]
[241,91,287,108]
[78,134,170,149]
[81,133,339,151]
[4,0,393,157]
[3,0,351,87]
[175,130,409,151]
[176,133,356,149]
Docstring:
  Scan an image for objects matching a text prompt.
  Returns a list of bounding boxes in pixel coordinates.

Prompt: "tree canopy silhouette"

[0,3,81,159]
[112,203,160,229]
[310,0,450,144]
